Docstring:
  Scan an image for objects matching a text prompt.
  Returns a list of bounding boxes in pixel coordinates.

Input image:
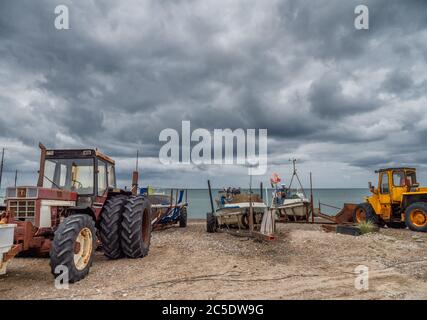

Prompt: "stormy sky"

[0,0,427,189]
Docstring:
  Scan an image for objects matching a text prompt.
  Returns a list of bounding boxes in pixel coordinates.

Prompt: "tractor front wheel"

[121,196,152,258]
[50,214,96,283]
[405,203,427,232]
[353,203,381,226]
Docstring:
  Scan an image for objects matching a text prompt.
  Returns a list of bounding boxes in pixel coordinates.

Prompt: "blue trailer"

[140,187,188,229]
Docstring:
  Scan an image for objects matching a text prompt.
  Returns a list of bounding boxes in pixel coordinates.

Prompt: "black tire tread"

[100,195,127,259]
[207,212,217,233]
[179,207,188,228]
[121,195,152,258]
[50,214,96,283]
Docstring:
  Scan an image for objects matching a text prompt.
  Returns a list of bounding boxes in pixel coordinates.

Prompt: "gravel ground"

[1,220,426,300]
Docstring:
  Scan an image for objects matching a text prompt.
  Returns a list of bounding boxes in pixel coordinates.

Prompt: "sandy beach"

[1,220,426,300]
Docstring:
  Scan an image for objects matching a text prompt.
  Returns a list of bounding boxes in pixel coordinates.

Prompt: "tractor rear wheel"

[50,214,96,283]
[405,202,427,232]
[179,207,188,228]
[207,212,217,233]
[100,195,127,259]
[121,196,152,258]
[353,203,381,226]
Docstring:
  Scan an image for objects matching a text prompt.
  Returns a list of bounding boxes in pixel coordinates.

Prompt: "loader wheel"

[353,203,381,226]
[179,207,188,228]
[405,203,427,232]
[50,214,96,283]
[121,196,152,258]
[100,195,127,259]
[207,212,217,233]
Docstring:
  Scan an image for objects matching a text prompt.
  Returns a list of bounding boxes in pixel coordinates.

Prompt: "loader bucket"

[333,203,357,224]
[313,203,356,224]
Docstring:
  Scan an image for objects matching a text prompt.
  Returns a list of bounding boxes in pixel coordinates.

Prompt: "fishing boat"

[270,160,312,222]
[207,184,267,232]
[216,188,267,228]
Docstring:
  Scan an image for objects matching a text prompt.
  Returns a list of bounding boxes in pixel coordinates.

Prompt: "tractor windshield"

[43,158,94,195]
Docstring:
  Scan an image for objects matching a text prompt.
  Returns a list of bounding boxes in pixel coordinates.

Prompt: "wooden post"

[207,180,215,214]
[249,173,254,232]
[310,172,314,223]
[260,182,263,200]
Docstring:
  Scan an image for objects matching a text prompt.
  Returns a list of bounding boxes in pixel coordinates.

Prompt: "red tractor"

[0,144,152,283]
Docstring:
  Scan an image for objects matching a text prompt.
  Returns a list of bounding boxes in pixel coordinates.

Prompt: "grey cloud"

[308,76,379,119]
[0,0,427,187]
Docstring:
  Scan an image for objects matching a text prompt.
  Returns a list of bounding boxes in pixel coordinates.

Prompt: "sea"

[0,188,370,218]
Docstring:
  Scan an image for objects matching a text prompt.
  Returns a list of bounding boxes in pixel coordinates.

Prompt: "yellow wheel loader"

[354,167,427,232]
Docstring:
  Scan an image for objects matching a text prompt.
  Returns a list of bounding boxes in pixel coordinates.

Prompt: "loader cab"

[374,168,417,203]
[42,149,117,206]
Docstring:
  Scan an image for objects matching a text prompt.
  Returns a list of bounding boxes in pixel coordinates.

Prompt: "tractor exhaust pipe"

[131,150,139,195]
[37,143,47,187]
[131,171,139,195]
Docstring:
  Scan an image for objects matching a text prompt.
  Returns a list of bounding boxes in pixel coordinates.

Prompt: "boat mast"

[288,158,306,197]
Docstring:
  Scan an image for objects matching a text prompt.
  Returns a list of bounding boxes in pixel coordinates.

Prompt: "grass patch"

[358,221,376,235]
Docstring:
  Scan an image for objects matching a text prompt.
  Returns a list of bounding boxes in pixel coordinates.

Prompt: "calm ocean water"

[0,188,370,218]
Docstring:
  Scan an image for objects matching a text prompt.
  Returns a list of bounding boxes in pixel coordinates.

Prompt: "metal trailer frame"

[140,188,189,229]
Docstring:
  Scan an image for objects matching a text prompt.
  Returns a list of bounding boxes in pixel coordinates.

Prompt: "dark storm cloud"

[0,0,427,187]
[308,75,379,119]
[381,70,414,95]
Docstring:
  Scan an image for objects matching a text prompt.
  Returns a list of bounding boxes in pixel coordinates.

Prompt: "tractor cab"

[41,148,117,207]
[370,167,419,204]
[4,147,119,228]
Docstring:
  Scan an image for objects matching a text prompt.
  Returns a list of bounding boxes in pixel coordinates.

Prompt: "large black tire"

[353,203,381,226]
[100,195,127,259]
[121,196,152,258]
[179,207,188,228]
[50,214,97,283]
[206,212,217,233]
[405,202,427,232]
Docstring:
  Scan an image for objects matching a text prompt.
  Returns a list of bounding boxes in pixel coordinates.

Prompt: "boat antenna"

[136,150,139,172]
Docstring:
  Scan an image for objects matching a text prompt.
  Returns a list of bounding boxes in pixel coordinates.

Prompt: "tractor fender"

[66,207,96,222]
